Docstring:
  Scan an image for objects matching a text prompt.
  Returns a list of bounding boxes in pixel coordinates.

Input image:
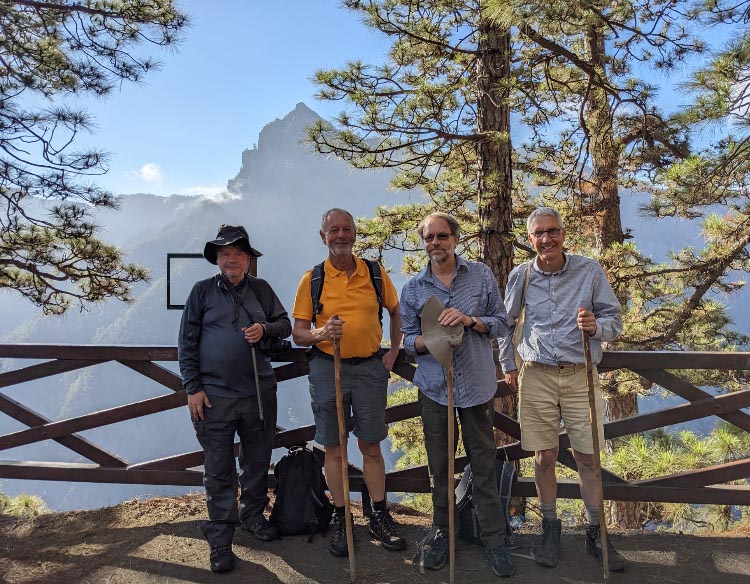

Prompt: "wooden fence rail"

[0,345,749,506]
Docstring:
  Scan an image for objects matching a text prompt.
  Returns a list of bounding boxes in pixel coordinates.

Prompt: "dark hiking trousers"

[192,391,277,546]
[419,391,507,549]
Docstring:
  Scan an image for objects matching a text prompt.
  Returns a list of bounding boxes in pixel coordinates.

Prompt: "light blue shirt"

[401,256,510,407]
[499,253,622,372]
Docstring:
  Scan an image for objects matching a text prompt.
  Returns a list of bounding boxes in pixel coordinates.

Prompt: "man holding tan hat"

[400,211,514,578]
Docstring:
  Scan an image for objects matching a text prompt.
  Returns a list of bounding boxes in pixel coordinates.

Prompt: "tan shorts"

[518,361,604,454]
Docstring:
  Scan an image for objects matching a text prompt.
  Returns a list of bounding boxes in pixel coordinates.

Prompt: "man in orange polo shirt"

[292,208,406,557]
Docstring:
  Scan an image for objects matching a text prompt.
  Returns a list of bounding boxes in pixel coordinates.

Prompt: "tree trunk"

[476,21,517,439]
[584,25,641,528]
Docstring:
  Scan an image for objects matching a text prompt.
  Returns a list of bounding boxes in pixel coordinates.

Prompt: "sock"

[334,505,345,517]
[541,500,558,521]
[586,505,601,527]
[373,499,387,513]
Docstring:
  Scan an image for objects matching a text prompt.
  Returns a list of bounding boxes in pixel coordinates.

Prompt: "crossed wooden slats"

[0,346,749,506]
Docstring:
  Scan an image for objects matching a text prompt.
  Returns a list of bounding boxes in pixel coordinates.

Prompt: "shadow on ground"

[1,494,748,583]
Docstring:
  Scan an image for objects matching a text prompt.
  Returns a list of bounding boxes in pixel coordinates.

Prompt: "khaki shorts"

[518,361,604,454]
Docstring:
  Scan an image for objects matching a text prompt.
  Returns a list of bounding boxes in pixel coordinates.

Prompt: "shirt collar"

[324,255,367,278]
[417,254,469,282]
[532,252,569,276]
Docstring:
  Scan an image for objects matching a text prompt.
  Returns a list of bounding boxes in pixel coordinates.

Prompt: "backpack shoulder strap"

[310,262,326,324]
[364,259,383,326]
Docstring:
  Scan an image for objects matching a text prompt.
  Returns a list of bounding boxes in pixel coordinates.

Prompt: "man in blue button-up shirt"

[401,212,514,578]
[499,207,625,572]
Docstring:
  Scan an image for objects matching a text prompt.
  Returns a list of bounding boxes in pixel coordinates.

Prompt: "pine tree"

[0,1,187,314]
[309,0,520,422]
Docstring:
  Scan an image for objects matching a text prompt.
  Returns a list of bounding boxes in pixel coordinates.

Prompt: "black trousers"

[419,391,506,549]
[192,390,277,546]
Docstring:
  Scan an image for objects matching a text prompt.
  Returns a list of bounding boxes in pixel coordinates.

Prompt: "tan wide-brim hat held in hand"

[421,295,464,370]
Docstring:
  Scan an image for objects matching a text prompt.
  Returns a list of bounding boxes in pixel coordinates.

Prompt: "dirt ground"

[1,493,749,584]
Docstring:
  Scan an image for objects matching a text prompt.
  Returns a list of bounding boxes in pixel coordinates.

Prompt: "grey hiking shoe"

[329,512,349,557]
[369,509,407,551]
[533,518,562,567]
[585,524,626,572]
[485,544,515,577]
[423,529,449,571]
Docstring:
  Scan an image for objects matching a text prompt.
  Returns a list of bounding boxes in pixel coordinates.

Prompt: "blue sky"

[64,1,734,199]
[71,1,387,198]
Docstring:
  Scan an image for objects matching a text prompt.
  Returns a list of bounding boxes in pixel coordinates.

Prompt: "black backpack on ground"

[270,445,334,541]
[455,460,516,544]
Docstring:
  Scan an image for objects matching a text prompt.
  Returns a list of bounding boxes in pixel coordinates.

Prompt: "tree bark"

[584,25,640,528]
[476,19,517,439]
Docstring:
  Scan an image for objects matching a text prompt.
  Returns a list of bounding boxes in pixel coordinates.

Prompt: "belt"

[307,346,382,365]
[526,361,586,374]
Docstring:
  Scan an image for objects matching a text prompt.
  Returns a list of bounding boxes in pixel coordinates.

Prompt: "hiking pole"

[332,315,356,582]
[250,345,265,430]
[582,330,609,583]
[447,362,456,584]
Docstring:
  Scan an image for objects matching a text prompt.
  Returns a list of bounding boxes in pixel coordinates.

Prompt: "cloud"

[135,163,163,183]
[178,185,241,202]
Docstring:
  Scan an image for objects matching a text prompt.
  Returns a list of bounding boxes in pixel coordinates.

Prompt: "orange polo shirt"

[293,256,398,358]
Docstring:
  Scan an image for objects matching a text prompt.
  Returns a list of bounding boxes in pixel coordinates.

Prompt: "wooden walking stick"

[446,362,456,584]
[582,330,609,583]
[332,315,356,582]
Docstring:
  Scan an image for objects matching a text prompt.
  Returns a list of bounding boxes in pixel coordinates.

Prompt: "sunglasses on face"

[423,232,453,243]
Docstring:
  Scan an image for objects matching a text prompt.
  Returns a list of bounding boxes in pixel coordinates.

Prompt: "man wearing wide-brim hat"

[400,212,515,578]
[178,224,291,574]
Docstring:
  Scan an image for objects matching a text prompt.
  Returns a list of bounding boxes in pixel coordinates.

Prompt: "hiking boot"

[329,512,349,557]
[532,518,562,568]
[485,544,515,577]
[423,529,449,571]
[585,524,626,572]
[209,543,235,573]
[242,516,279,541]
[369,509,407,551]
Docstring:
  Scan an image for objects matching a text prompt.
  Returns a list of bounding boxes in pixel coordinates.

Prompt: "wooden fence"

[0,345,749,505]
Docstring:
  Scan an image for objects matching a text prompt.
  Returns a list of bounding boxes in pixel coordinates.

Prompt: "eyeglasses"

[423,232,453,243]
[529,228,563,239]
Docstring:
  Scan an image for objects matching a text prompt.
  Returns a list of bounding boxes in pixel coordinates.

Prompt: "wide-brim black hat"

[203,224,263,265]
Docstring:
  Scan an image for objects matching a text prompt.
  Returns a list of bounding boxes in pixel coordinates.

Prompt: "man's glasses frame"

[423,232,453,243]
[529,227,563,239]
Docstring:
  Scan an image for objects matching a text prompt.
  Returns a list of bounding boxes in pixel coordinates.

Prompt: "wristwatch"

[468,316,478,329]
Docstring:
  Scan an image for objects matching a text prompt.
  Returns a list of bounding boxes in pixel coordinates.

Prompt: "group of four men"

[178,206,625,577]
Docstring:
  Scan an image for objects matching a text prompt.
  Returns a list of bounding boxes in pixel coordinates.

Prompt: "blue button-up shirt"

[499,254,622,372]
[401,256,510,407]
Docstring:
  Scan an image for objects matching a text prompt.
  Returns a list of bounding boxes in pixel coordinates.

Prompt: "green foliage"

[0,1,188,314]
[0,491,48,517]
[604,426,750,530]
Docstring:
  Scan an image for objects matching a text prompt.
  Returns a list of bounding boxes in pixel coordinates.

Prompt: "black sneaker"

[329,512,349,557]
[209,543,235,573]
[369,509,407,551]
[423,529,449,571]
[242,516,279,541]
[585,524,626,572]
[532,518,562,568]
[485,544,515,577]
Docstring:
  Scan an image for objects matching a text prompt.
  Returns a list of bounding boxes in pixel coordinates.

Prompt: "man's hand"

[504,369,519,393]
[188,390,212,421]
[438,307,469,327]
[577,307,597,336]
[317,315,344,342]
[242,323,265,345]
[382,346,399,371]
